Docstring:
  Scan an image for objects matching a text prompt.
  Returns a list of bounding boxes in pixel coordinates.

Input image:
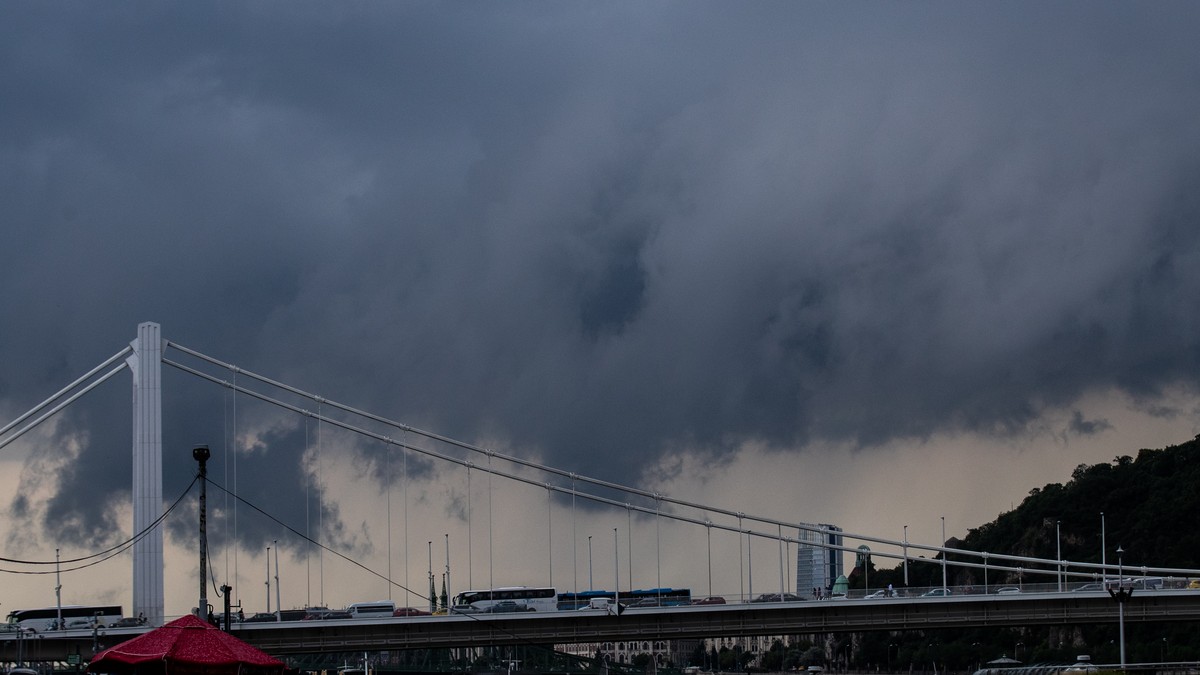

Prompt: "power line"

[0,476,198,574]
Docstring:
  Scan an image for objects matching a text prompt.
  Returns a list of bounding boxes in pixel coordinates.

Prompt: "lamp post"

[941,516,947,594]
[265,546,272,615]
[1113,546,1128,669]
[706,520,713,598]
[1101,512,1107,583]
[903,525,909,587]
[428,541,435,613]
[614,528,620,610]
[588,535,593,591]
[194,445,211,621]
[1056,520,1062,592]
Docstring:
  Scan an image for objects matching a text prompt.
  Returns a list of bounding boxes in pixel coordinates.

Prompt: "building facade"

[796,523,843,598]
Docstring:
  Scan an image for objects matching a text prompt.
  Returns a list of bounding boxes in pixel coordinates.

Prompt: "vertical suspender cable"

[467,464,473,591]
[488,452,493,592]
[572,475,578,598]
[387,439,392,601]
[305,417,311,608]
[232,371,239,609]
[404,432,409,609]
[318,400,324,607]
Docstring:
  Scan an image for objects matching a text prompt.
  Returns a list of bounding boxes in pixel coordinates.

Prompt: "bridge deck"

[6,590,1200,662]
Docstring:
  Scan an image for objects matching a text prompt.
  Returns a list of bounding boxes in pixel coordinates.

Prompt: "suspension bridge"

[3,322,1200,664]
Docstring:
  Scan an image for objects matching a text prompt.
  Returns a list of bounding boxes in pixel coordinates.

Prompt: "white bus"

[6,605,124,632]
[347,601,396,618]
[453,586,557,613]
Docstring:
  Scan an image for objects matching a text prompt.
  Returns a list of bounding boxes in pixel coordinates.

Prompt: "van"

[348,601,396,618]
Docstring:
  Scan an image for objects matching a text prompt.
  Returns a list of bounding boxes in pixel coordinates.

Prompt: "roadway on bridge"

[7,590,1200,661]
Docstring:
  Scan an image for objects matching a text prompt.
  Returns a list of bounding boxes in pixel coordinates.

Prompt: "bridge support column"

[128,322,164,625]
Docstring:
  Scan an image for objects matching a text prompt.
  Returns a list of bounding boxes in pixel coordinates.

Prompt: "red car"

[393,607,431,617]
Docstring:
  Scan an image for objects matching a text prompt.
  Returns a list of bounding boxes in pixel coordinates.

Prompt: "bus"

[557,588,692,610]
[452,586,558,612]
[6,605,124,632]
[347,601,396,618]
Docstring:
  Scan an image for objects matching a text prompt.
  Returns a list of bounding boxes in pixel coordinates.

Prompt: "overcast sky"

[3,2,1200,614]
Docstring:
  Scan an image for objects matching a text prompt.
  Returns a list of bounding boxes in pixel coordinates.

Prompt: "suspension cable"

[162,342,1200,580]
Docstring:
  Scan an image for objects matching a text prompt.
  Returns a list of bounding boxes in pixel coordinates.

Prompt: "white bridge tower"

[127,322,164,625]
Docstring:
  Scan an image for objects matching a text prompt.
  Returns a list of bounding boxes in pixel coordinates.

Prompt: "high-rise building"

[795,523,843,597]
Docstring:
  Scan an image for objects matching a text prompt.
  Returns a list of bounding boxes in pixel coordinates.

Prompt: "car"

[921,588,952,597]
[393,607,431,617]
[863,590,889,599]
[110,617,145,628]
[692,596,726,605]
[995,587,1022,595]
[627,598,663,608]
[750,592,804,603]
[449,604,480,614]
[65,619,97,629]
[242,612,278,623]
[485,601,529,613]
[1188,579,1200,590]
[1073,583,1104,593]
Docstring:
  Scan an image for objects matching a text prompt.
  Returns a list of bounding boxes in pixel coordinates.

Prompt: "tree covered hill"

[958,435,1200,575]
[863,435,1200,590]
[839,436,1200,670]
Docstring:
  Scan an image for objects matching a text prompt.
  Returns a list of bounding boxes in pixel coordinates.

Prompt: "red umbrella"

[88,614,285,675]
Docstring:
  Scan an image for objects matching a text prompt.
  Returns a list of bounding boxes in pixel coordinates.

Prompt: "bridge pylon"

[127,321,164,626]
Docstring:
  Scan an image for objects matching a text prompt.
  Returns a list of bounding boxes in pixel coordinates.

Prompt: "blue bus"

[557,587,691,610]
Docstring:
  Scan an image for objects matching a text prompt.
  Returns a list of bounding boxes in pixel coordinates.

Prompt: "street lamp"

[1101,512,1107,583]
[902,525,909,587]
[1112,546,1129,669]
[941,516,947,593]
[1056,520,1062,592]
[614,528,620,610]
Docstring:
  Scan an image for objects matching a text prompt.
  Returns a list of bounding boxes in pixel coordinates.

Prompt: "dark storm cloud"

[1068,411,1112,438]
[3,2,1200,546]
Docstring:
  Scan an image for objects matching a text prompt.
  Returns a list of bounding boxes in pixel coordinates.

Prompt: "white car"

[995,587,1022,595]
